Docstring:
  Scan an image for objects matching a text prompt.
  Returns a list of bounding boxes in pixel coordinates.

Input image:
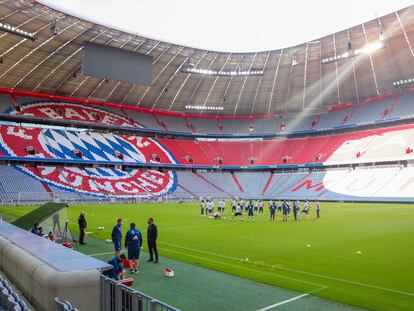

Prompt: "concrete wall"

[0,235,101,311]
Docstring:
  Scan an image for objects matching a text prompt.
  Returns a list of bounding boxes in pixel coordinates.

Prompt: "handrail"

[100,275,181,311]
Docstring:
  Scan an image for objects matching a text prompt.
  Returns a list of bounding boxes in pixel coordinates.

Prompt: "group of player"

[200,198,227,219]
[200,198,320,222]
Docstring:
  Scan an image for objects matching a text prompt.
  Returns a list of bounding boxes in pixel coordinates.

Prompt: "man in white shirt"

[303,200,311,220]
[231,205,244,221]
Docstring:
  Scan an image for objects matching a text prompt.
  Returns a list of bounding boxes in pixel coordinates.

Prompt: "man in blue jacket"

[30,222,42,236]
[103,254,126,281]
[112,218,123,256]
[125,223,142,273]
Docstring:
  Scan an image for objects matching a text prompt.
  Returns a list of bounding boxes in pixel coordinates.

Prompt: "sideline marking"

[164,247,325,288]
[159,241,414,297]
[256,286,328,311]
[83,228,414,297]
[255,293,309,311]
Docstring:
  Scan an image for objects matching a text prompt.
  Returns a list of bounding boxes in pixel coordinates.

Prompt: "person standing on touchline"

[78,211,87,245]
[112,218,123,256]
[147,218,158,264]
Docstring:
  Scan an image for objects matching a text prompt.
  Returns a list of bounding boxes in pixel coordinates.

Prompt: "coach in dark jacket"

[147,218,158,263]
[78,211,87,245]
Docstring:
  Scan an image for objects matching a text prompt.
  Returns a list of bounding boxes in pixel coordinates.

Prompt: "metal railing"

[100,276,181,311]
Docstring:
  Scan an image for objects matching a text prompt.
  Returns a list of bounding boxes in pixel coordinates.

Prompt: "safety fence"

[101,276,181,311]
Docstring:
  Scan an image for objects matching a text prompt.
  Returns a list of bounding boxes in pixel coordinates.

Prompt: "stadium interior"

[0,1,413,311]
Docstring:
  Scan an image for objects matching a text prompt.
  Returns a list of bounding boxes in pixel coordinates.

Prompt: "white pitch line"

[164,247,325,288]
[83,228,414,297]
[87,243,323,287]
[256,286,328,311]
[159,241,414,297]
[256,293,309,311]
[88,251,116,257]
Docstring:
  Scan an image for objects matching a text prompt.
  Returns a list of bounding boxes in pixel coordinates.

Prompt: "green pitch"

[2,202,414,310]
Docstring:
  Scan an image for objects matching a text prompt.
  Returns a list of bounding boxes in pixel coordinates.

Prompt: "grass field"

[1,201,414,310]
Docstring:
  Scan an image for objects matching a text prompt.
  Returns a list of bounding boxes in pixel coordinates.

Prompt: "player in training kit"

[247,201,255,222]
[245,200,250,213]
[125,223,142,273]
[232,199,237,212]
[269,201,276,221]
[205,200,210,216]
[210,200,215,214]
[282,201,288,222]
[303,200,311,220]
[206,200,213,216]
[218,199,225,215]
[253,200,258,212]
[277,200,282,213]
[258,200,264,215]
[232,205,244,221]
[316,200,320,219]
[212,211,222,220]
[293,200,300,221]
[200,200,205,216]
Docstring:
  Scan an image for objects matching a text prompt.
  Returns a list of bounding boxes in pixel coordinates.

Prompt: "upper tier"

[1,89,414,135]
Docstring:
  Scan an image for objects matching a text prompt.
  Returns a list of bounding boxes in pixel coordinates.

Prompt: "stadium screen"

[82,41,153,85]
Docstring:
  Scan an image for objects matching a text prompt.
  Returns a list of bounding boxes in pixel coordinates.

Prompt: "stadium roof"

[38,0,413,53]
[0,0,414,116]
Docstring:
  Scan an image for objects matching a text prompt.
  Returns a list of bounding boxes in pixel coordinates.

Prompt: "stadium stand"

[234,171,269,197]
[55,297,79,311]
[0,90,414,203]
[0,165,51,202]
[345,97,396,124]
[1,123,414,168]
[186,117,222,134]
[0,274,31,311]
[157,125,414,166]
[198,171,243,195]
[126,110,165,130]
[2,91,414,135]
[0,95,11,114]
[0,164,413,202]
[175,171,229,197]
[157,115,189,132]
[386,93,414,119]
